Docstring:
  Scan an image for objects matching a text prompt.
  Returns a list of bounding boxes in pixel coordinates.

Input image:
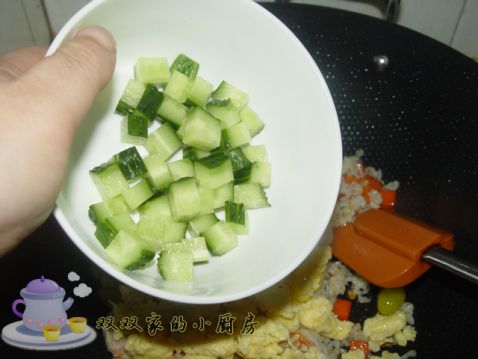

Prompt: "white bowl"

[51,0,342,304]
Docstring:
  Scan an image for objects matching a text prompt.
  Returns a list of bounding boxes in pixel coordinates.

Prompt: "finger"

[19,26,116,130]
[0,46,47,81]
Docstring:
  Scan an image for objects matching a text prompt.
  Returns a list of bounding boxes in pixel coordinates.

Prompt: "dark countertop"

[1,3,477,358]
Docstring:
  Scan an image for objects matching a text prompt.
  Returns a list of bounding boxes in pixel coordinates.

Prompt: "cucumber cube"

[114,147,147,181]
[203,221,238,256]
[161,237,209,263]
[189,214,219,235]
[122,180,154,209]
[170,54,199,79]
[234,183,270,209]
[94,220,117,248]
[116,79,146,110]
[168,178,201,221]
[121,113,148,145]
[187,76,213,106]
[90,162,129,201]
[229,147,251,173]
[158,250,194,284]
[106,213,137,233]
[248,162,271,188]
[105,230,155,270]
[241,144,269,162]
[137,84,164,120]
[225,122,252,148]
[167,159,195,181]
[143,154,172,190]
[206,99,241,129]
[194,160,234,190]
[213,182,234,209]
[198,186,214,215]
[182,107,221,151]
[164,71,193,103]
[138,194,172,218]
[145,123,182,159]
[89,196,130,224]
[212,81,249,110]
[157,95,187,128]
[225,201,248,235]
[134,57,170,84]
[138,216,186,250]
[183,146,210,161]
[239,106,265,137]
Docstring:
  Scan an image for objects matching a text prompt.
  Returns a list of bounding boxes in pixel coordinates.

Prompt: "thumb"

[20,26,116,129]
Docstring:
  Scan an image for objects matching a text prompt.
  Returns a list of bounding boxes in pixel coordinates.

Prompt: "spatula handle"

[422,246,478,285]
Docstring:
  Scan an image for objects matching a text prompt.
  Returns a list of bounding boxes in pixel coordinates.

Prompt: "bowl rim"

[51,0,342,304]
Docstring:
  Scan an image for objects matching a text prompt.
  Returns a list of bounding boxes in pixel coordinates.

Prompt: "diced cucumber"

[164,71,193,103]
[182,107,221,151]
[194,160,234,189]
[143,154,172,190]
[170,54,199,79]
[89,196,130,224]
[212,81,249,110]
[229,147,251,173]
[144,123,182,159]
[213,182,234,209]
[157,95,187,128]
[137,216,186,250]
[187,76,213,106]
[115,79,146,114]
[225,201,248,235]
[233,164,252,184]
[219,129,231,151]
[121,112,148,145]
[138,193,171,218]
[203,221,238,256]
[168,178,201,221]
[198,186,214,215]
[234,183,270,209]
[197,149,229,168]
[134,57,170,84]
[137,84,164,120]
[241,144,268,162]
[225,122,251,148]
[114,147,147,181]
[188,213,219,235]
[158,250,194,284]
[94,220,117,248]
[206,99,241,129]
[183,146,210,161]
[161,237,209,263]
[248,161,271,188]
[239,106,265,137]
[167,159,195,181]
[122,179,154,209]
[106,213,137,233]
[105,230,155,270]
[90,162,129,201]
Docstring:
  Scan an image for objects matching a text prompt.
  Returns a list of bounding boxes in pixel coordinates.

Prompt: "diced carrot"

[380,188,397,210]
[361,175,383,202]
[332,298,352,321]
[349,340,369,358]
[344,175,360,184]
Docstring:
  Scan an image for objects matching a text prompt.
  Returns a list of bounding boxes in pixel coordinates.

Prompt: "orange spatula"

[332,209,478,287]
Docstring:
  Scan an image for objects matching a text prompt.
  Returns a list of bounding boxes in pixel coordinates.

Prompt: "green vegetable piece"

[137,84,163,120]
[114,147,147,181]
[198,150,229,169]
[126,250,156,271]
[115,100,135,115]
[94,220,117,248]
[127,111,149,138]
[233,164,252,184]
[229,147,251,173]
[171,54,199,79]
[377,287,406,316]
[225,201,245,225]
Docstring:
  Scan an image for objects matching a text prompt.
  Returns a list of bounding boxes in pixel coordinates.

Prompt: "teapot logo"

[1,274,96,351]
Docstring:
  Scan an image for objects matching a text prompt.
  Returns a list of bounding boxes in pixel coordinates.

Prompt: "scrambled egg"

[110,244,416,359]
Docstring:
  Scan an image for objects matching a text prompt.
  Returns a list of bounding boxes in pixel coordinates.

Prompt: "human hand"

[0,27,116,255]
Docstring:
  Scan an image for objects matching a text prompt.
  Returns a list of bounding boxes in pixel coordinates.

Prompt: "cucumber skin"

[126,250,156,270]
[95,220,117,248]
[171,54,199,79]
[115,147,148,181]
[137,84,164,120]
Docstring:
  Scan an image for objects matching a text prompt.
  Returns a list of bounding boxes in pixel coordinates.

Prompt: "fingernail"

[74,26,116,52]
